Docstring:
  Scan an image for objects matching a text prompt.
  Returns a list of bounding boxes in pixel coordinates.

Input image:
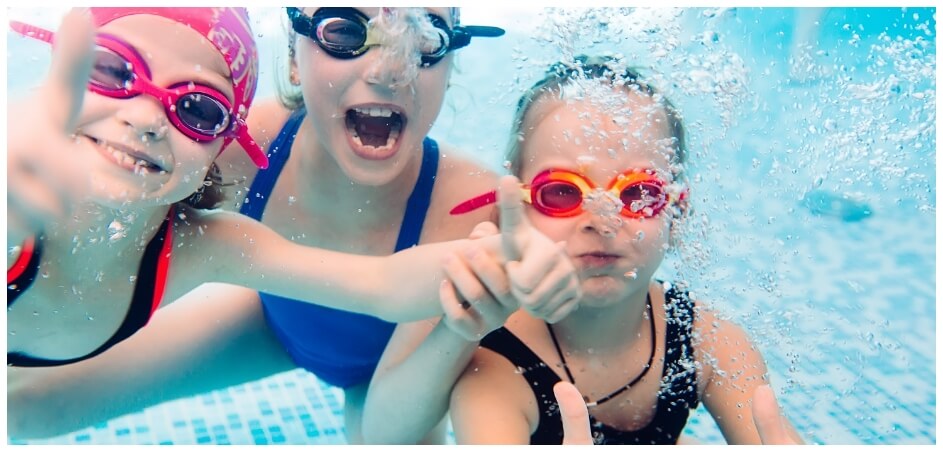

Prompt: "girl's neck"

[290,124,425,224]
[43,201,171,260]
[551,281,654,353]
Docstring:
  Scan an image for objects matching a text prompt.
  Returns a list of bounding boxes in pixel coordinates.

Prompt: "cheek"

[526,211,571,242]
[621,219,671,252]
[416,65,449,111]
[173,138,219,172]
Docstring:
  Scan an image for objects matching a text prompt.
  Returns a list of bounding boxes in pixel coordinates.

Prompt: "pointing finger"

[42,8,96,134]
[498,175,527,262]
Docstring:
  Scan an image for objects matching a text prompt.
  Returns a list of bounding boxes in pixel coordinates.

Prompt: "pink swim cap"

[90,7,266,167]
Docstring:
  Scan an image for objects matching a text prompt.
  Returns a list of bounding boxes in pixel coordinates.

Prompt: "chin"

[579,277,623,301]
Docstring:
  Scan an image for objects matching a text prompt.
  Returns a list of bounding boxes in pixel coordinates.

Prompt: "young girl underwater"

[7,7,579,442]
[7,8,576,367]
[397,56,804,445]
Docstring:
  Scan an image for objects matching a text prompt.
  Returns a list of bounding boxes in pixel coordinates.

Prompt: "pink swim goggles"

[10,20,268,168]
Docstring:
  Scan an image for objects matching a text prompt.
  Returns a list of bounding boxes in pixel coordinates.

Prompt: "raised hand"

[752,384,804,445]
[8,9,96,245]
[498,175,581,323]
[439,175,582,340]
[554,381,593,445]
[439,220,517,341]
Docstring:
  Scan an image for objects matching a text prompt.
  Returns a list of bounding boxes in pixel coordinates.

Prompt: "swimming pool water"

[7,6,936,445]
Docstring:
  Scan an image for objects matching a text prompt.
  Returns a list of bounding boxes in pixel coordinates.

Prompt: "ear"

[288,47,301,86]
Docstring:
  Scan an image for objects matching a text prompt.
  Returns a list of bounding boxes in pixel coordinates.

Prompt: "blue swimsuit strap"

[241,107,438,251]
[239,108,305,219]
[397,137,438,250]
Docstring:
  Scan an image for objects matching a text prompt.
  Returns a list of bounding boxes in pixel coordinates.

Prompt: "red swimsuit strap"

[150,208,176,316]
[7,236,37,284]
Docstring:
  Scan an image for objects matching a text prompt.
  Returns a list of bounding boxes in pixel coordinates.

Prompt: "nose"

[116,95,169,142]
[362,47,414,90]
[580,212,623,238]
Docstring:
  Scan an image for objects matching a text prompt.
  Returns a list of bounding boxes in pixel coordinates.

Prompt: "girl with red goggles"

[380,55,803,445]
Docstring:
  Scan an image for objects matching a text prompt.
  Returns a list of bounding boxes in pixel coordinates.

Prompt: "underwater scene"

[6,6,936,445]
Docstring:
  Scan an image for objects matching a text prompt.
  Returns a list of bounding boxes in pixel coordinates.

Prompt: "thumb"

[468,221,499,240]
[41,8,96,134]
[554,381,593,445]
[498,174,527,262]
[752,384,793,445]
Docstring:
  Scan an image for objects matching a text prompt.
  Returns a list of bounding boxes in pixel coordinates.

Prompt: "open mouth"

[88,136,167,174]
[344,106,405,160]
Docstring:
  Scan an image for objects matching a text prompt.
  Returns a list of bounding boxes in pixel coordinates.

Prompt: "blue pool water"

[6,6,936,445]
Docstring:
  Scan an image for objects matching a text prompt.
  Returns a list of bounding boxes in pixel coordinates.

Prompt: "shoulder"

[453,343,540,429]
[423,141,501,242]
[687,298,767,389]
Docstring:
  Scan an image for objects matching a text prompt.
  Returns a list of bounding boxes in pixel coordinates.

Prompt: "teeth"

[101,142,158,172]
[350,130,401,152]
[353,107,395,118]
[387,127,400,148]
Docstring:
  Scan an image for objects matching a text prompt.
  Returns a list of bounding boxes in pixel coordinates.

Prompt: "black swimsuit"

[478,283,700,445]
[7,211,175,367]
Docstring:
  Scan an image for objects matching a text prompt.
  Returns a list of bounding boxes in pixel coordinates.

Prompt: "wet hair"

[505,55,687,178]
[180,162,226,209]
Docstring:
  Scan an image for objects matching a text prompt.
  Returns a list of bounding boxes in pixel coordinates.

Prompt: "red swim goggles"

[10,21,268,168]
[450,168,687,219]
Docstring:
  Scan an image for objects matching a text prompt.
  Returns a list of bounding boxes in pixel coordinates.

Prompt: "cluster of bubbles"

[363,7,441,89]
[505,9,935,441]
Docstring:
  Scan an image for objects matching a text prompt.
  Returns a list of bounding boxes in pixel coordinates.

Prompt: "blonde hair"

[505,55,687,178]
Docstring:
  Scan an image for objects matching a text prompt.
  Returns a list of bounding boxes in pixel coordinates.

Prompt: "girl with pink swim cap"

[8,7,579,442]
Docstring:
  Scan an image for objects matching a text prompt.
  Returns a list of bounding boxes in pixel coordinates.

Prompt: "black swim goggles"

[286,7,505,67]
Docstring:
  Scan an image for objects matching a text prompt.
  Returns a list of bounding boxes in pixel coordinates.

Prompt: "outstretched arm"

[193,175,579,324]
[363,318,481,444]
[189,209,503,323]
[696,308,802,444]
[752,384,805,444]
[7,9,95,250]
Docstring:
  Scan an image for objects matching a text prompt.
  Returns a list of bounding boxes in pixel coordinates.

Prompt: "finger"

[513,258,579,319]
[43,8,96,133]
[540,289,581,324]
[454,248,517,334]
[498,175,526,261]
[439,278,484,341]
[442,253,506,340]
[462,245,515,310]
[554,381,593,445]
[506,240,567,295]
[8,173,69,225]
[467,221,499,240]
[752,384,793,445]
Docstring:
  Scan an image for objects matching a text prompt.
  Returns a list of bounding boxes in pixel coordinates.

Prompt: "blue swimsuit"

[240,108,439,388]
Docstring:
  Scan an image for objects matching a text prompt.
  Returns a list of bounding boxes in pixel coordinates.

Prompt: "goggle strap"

[10,21,54,44]
[461,25,505,38]
[286,7,314,36]
[449,190,497,215]
[449,25,505,51]
[233,125,269,169]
